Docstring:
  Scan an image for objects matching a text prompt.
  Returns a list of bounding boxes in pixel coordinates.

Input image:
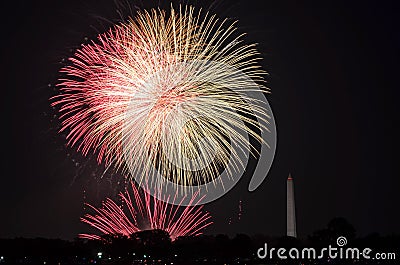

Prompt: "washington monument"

[287,174,297,237]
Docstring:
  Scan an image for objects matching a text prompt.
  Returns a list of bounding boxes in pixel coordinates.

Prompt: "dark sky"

[1,0,399,240]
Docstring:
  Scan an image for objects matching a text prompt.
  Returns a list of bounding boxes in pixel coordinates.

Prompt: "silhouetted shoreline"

[1,218,399,265]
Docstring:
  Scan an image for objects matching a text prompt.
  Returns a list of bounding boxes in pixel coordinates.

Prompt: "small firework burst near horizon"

[79,181,212,241]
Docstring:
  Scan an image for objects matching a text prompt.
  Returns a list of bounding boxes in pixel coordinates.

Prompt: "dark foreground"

[1,219,399,265]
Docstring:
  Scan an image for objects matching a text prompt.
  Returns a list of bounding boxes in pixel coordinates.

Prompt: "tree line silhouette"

[0,218,399,264]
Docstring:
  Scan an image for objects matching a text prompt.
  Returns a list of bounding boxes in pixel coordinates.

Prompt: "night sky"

[2,0,400,240]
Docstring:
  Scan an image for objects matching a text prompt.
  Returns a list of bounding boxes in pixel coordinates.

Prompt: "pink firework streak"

[79,181,213,241]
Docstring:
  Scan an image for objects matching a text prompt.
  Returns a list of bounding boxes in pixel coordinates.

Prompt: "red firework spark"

[79,181,212,241]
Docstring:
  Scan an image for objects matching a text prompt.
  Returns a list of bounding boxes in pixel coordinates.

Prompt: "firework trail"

[52,4,270,188]
[79,181,212,241]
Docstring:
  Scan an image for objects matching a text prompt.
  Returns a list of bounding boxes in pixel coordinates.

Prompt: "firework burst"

[52,5,269,188]
[79,181,212,241]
